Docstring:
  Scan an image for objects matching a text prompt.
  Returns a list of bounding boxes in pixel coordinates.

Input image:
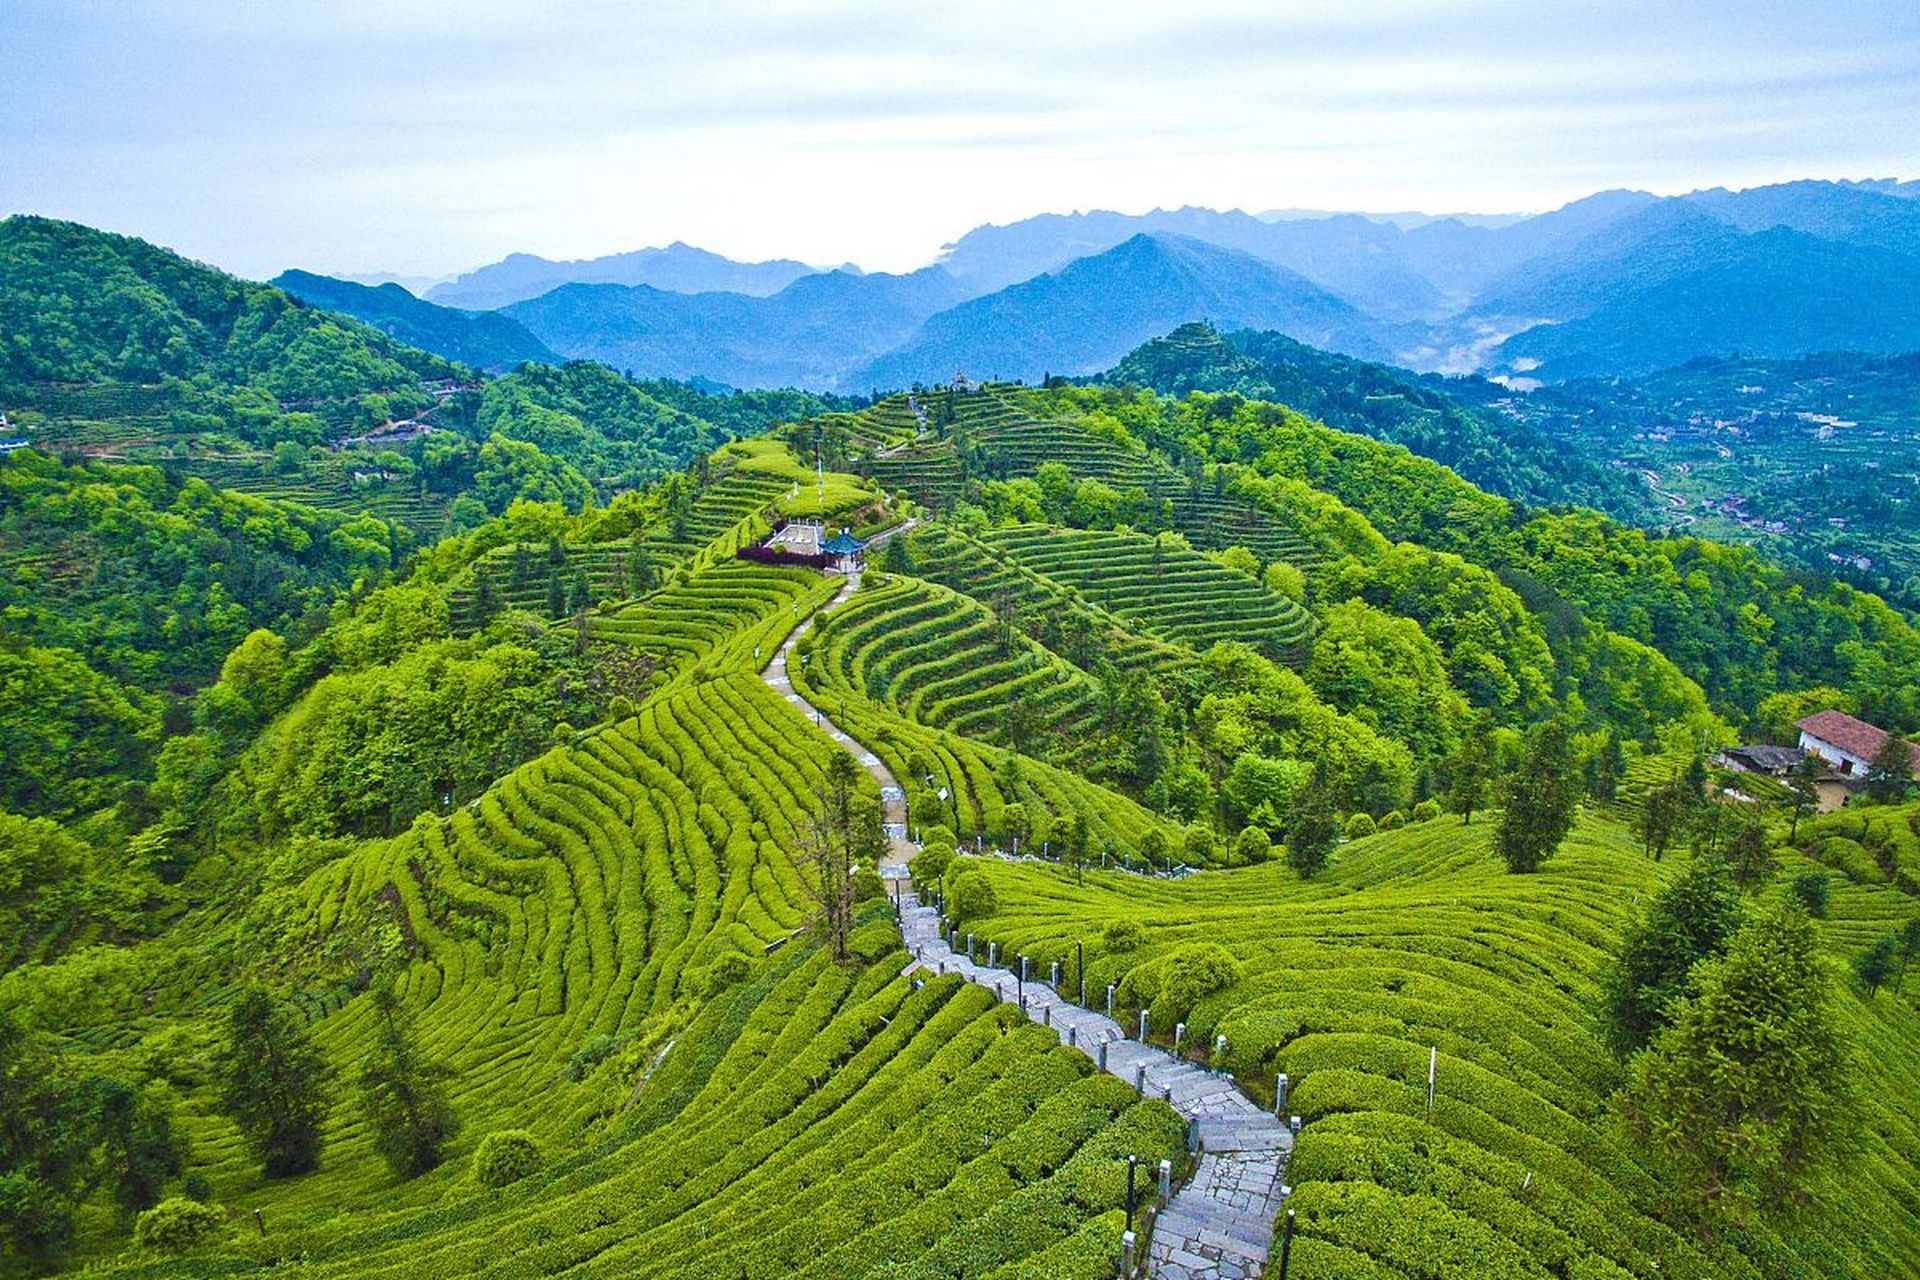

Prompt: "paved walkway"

[759,559,1291,1278]
[897,897,1290,1279]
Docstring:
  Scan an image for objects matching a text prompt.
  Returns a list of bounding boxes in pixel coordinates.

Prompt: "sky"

[4,0,1918,282]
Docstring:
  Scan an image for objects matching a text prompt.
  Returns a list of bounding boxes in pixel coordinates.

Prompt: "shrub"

[1102,919,1146,952]
[914,837,954,876]
[181,1171,212,1203]
[1234,825,1273,865]
[1411,799,1442,823]
[473,1130,544,1189]
[563,1032,633,1082]
[1790,871,1830,918]
[852,866,886,902]
[948,868,998,925]
[1344,812,1377,840]
[133,1197,226,1252]
[1119,943,1243,1028]
[1377,810,1406,831]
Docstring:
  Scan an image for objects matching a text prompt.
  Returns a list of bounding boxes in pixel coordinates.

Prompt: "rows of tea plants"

[136,941,1184,1280]
[789,616,1179,852]
[590,561,832,682]
[951,816,1920,1279]
[896,522,1186,675]
[151,668,860,1210]
[981,523,1317,659]
[805,574,1105,760]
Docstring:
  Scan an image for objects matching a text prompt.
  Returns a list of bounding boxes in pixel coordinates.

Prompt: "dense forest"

[3,223,1918,1280]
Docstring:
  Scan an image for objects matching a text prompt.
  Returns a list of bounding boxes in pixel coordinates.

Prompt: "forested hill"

[0,217,461,398]
[1101,322,1652,519]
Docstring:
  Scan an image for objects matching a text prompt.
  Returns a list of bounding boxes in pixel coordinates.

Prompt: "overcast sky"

[4,0,1918,281]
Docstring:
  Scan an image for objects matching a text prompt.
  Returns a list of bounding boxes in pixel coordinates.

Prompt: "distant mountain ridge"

[429,242,820,309]
[273,270,557,370]
[858,234,1394,389]
[282,177,1920,390]
[501,266,966,390]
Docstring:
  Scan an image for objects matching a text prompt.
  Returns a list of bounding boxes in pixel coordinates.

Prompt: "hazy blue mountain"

[856,234,1396,390]
[429,242,821,309]
[1490,227,1920,380]
[1102,322,1648,517]
[503,267,964,390]
[1464,201,1748,325]
[272,270,558,370]
[1392,189,1660,302]
[934,207,1447,321]
[1682,180,1920,256]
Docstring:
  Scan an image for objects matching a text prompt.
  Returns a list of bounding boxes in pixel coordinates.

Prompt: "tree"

[1443,717,1494,824]
[1,1010,94,1270]
[1724,820,1774,892]
[1786,752,1821,842]
[94,1081,185,1220]
[1284,765,1338,879]
[1638,778,1690,861]
[1182,823,1219,869]
[356,982,459,1177]
[1598,857,1742,1057]
[545,572,566,618]
[1062,812,1091,884]
[1495,719,1581,873]
[1866,732,1916,803]
[216,986,331,1177]
[1854,932,1900,996]
[628,533,654,595]
[799,753,866,960]
[1000,802,1030,849]
[1588,731,1627,801]
[567,569,593,616]
[1622,904,1852,1225]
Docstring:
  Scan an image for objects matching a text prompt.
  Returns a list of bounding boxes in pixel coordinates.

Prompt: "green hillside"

[5,228,1920,1280]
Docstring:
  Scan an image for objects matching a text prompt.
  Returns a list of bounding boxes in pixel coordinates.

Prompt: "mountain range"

[272,270,558,371]
[281,179,1920,391]
[428,242,821,309]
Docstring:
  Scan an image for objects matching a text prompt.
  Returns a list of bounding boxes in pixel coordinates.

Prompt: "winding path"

[758,562,1292,1279]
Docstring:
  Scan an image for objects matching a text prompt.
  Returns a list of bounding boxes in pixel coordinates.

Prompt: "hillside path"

[759,525,918,872]
[758,552,1292,1279]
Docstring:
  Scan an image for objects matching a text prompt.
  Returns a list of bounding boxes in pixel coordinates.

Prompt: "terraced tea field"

[802,574,1107,762]
[954,816,1920,1280]
[980,525,1317,661]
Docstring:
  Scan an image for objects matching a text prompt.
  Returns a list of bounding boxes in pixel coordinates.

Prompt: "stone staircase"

[897,893,1291,1278]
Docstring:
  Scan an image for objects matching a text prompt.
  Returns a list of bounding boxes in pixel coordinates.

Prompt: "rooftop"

[1797,709,1911,772]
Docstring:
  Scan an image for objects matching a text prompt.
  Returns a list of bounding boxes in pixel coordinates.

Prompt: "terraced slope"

[954,817,1920,1279]
[788,618,1180,852]
[589,561,831,677]
[981,524,1316,661]
[898,522,1190,675]
[805,574,1105,761]
[853,392,1324,567]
